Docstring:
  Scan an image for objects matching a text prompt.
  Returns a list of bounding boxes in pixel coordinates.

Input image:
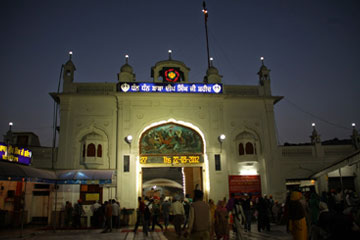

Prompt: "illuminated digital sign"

[0,142,32,165]
[140,155,203,164]
[117,82,223,94]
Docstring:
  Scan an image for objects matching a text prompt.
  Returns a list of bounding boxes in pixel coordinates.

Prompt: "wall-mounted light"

[124,135,133,145]
[218,134,226,153]
[218,134,226,143]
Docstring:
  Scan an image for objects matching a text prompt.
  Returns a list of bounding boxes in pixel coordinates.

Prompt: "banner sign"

[117,82,223,94]
[140,155,203,164]
[228,175,261,198]
[0,142,32,165]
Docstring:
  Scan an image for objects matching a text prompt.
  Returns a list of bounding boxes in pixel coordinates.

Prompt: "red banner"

[228,175,261,198]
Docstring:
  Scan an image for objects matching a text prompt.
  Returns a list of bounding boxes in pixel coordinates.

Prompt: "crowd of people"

[63,198,122,232]
[61,188,360,239]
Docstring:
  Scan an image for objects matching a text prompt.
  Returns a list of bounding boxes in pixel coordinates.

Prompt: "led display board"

[0,142,32,165]
[140,155,203,164]
[117,82,223,94]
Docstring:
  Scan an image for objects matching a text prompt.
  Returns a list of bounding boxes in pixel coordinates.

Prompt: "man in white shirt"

[171,195,185,237]
[112,199,120,228]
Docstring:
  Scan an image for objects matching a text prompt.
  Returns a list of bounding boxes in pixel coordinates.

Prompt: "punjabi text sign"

[117,82,222,94]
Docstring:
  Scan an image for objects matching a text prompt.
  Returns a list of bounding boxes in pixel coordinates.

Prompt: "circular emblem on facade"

[164,68,180,82]
[212,84,222,93]
[121,83,130,92]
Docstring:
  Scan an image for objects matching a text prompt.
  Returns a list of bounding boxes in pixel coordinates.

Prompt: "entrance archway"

[137,119,209,199]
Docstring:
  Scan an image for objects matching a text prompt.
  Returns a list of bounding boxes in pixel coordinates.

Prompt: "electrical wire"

[283,97,352,131]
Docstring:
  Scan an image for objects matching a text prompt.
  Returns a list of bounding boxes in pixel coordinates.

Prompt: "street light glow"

[352,123,356,127]
[312,123,316,127]
[9,122,13,126]
[219,134,226,141]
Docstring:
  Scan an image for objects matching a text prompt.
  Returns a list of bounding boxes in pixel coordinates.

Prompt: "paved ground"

[0,224,292,240]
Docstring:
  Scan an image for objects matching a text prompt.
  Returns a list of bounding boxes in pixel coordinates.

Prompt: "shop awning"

[56,169,115,184]
[0,161,57,182]
[309,150,360,179]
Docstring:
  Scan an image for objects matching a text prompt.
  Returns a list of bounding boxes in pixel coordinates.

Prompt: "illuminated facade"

[51,53,286,210]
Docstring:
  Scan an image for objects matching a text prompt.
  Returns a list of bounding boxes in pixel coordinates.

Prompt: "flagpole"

[203,1,210,69]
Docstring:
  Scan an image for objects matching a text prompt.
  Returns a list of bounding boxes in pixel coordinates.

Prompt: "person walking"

[161,198,171,232]
[242,194,252,232]
[186,190,211,240]
[90,200,101,227]
[64,201,73,228]
[134,196,149,236]
[101,201,113,233]
[288,191,307,240]
[73,199,85,228]
[112,199,120,228]
[151,197,163,231]
[256,196,270,232]
[233,198,246,240]
[208,199,216,239]
[171,195,185,237]
[215,200,228,240]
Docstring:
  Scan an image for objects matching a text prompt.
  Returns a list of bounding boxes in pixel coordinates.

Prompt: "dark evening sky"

[1,0,359,147]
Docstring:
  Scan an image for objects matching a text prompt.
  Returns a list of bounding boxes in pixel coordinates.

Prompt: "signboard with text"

[117,82,223,94]
[0,142,32,165]
[228,175,261,198]
[140,155,203,165]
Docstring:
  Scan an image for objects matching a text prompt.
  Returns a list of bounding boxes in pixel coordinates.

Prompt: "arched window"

[245,142,254,155]
[239,143,244,155]
[82,144,85,157]
[87,143,96,157]
[97,144,102,157]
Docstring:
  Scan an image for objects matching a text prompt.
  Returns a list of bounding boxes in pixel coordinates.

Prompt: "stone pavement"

[0,224,292,240]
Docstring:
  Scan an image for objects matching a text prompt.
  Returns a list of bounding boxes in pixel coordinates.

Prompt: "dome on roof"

[120,63,133,73]
[206,66,219,75]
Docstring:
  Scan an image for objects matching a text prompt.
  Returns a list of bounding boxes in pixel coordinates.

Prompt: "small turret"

[351,123,360,149]
[204,57,222,83]
[63,51,76,93]
[117,55,136,82]
[258,57,271,96]
[310,123,321,144]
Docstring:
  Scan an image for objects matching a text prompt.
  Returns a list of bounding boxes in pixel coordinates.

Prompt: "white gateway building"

[51,52,289,209]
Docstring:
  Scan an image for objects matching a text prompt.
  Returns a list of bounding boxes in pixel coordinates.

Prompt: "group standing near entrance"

[60,187,360,240]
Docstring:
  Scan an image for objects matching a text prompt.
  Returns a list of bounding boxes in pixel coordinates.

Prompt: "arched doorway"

[138,120,207,199]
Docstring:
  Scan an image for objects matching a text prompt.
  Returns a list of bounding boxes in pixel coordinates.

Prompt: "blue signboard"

[117,82,223,94]
[0,142,32,165]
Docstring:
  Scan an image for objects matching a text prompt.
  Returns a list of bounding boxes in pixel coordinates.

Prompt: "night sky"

[1,0,359,147]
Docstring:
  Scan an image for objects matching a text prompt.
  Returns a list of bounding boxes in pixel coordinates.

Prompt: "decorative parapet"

[323,145,354,157]
[280,146,314,158]
[75,83,116,94]
[224,85,259,96]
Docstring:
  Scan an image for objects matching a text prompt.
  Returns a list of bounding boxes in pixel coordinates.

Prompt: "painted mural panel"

[140,123,203,155]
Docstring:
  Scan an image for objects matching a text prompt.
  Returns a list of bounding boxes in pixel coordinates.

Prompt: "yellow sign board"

[140,155,202,164]
[85,193,99,201]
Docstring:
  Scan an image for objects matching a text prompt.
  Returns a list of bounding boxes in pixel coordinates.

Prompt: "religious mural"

[140,123,203,155]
